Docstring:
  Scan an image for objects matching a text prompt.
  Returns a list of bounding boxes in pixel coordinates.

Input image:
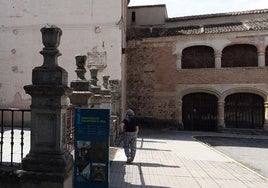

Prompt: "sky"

[129,0,268,18]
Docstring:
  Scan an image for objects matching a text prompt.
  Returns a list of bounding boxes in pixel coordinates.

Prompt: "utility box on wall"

[74,108,110,188]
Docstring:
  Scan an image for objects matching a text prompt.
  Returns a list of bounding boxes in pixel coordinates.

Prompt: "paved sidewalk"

[110,129,268,188]
[2,128,268,187]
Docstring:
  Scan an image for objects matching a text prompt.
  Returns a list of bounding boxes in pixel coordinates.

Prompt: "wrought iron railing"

[66,105,76,152]
[0,108,31,167]
[0,106,75,168]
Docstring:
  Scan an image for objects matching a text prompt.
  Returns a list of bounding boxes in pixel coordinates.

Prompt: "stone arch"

[222,87,267,130]
[222,87,267,101]
[181,45,215,68]
[177,42,217,54]
[224,92,265,129]
[221,44,258,67]
[176,87,221,130]
[221,41,258,51]
[178,87,221,101]
[181,92,218,131]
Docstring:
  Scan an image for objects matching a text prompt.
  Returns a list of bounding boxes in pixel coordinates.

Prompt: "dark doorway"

[225,93,264,129]
[182,93,217,131]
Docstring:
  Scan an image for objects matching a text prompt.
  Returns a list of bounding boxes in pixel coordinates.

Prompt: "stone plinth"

[69,91,92,107]
[70,80,90,91]
[70,80,92,107]
[89,94,102,108]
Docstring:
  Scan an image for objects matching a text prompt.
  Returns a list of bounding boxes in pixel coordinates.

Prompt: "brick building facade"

[126,5,268,131]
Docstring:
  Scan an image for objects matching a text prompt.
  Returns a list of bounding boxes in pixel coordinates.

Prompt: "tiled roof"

[127,19,268,39]
[166,9,268,22]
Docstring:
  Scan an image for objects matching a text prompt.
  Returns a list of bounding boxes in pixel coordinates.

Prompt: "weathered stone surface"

[22,26,73,187]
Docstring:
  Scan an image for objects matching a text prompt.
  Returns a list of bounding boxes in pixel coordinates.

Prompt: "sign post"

[74,108,110,188]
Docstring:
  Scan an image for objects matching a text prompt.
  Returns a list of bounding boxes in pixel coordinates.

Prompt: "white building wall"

[0,0,124,107]
[127,5,167,27]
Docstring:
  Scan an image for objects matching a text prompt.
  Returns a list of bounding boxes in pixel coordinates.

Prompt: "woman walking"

[120,109,139,163]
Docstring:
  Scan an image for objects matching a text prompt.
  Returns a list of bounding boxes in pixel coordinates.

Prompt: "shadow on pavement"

[195,136,268,148]
[110,160,178,188]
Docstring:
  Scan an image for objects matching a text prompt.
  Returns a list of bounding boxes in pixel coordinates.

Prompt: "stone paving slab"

[2,128,268,187]
[194,136,268,178]
[110,129,268,188]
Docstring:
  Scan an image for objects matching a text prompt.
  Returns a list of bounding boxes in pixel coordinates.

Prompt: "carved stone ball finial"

[41,25,62,48]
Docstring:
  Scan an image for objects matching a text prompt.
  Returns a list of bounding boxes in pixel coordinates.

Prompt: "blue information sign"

[74,108,110,188]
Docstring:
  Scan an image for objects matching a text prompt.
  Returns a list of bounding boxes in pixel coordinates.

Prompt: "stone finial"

[41,25,62,48]
[75,55,87,80]
[102,75,110,89]
[109,79,120,92]
[90,66,99,87]
[40,26,62,67]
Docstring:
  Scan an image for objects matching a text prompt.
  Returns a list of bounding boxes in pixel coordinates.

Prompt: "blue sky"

[129,0,268,18]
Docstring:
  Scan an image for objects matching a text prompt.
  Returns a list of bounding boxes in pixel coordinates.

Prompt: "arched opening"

[181,45,215,69]
[225,93,264,129]
[182,93,217,131]
[222,44,258,67]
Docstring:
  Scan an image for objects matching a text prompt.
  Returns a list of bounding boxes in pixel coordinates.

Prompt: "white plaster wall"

[127,5,167,27]
[0,0,124,107]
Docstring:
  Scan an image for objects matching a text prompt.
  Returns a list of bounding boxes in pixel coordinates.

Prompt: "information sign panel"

[74,108,110,188]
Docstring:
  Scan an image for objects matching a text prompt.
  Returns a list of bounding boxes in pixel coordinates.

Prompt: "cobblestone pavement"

[110,129,268,188]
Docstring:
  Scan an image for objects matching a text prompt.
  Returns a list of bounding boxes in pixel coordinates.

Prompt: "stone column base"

[20,170,73,188]
[22,151,73,173]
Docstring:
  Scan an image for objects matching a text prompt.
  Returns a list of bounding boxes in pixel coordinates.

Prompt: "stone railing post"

[100,75,111,109]
[109,79,121,116]
[109,79,121,145]
[89,66,101,108]
[22,26,73,188]
[69,55,92,107]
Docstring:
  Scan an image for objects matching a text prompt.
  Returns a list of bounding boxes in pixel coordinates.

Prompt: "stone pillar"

[176,54,182,69]
[217,100,225,130]
[69,55,92,107]
[109,79,121,116]
[100,75,111,109]
[264,102,268,130]
[258,51,265,67]
[109,79,121,146]
[215,51,222,68]
[177,99,183,126]
[102,75,110,90]
[89,66,101,108]
[22,26,73,188]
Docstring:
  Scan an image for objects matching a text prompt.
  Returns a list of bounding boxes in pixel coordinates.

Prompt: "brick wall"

[126,40,268,125]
